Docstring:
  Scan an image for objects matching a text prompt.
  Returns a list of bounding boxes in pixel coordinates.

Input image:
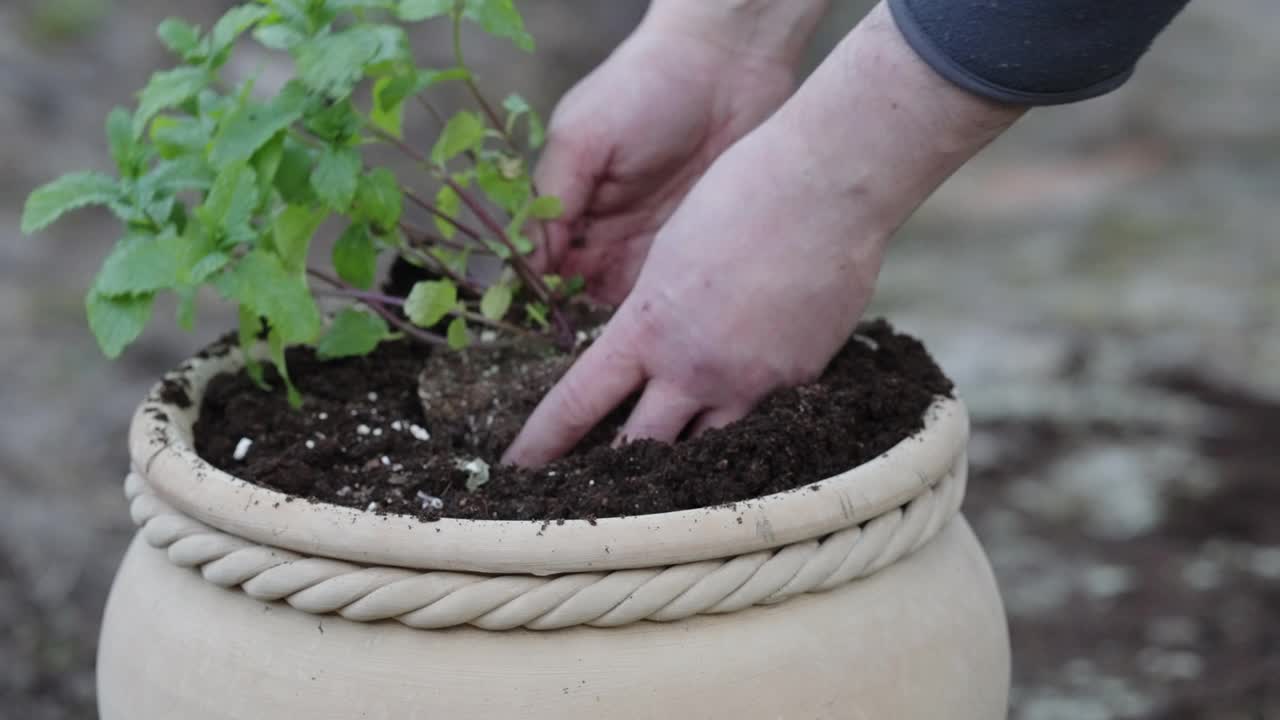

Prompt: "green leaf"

[86,292,154,358]
[316,307,390,359]
[397,0,454,22]
[479,284,512,321]
[433,184,460,238]
[149,115,210,158]
[355,168,402,229]
[106,107,139,176]
[157,19,203,59]
[210,81,308,167]
[253,22,306,51]
[93,232,182,295]
[200,162,259,237]
[375,67,469,114]
[176,286,198,331]
[209,5,271,61]
[369,76,404,139]
[273,205,326,271]
[463,0,533,51]
[430,111,484,166]
[502,93,544,148]
[405,279,456,328]
[332,223,378,289]
[268,326,304,407]
[446,316,469,349]
[275,137,317,204]
[525,301,548,329]
[295,25,407,99]
[252,132,286,199]
[221,249,321,343]
[142,156,215,194]
[475,156,528,213]
[530,195,562,220]
[134,66,209,138]
[304,97,361,142]
[22,172,120,234]
[311,146,362,211]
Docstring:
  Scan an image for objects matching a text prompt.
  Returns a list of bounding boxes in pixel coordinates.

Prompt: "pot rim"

[130,345,968,575]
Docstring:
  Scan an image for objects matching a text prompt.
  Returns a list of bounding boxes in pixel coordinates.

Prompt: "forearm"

[755,2,1025,241]
[642,0,832,67]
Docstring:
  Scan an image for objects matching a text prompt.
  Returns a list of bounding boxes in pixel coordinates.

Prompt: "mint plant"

[22,0,578,405]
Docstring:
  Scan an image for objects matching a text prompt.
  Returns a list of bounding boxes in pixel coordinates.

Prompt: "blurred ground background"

[1,1,1276,718]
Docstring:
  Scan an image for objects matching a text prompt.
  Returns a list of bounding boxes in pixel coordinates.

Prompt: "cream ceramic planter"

[98,347,1010,719]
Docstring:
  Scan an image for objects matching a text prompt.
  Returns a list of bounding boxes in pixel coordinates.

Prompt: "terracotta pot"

[98,347,1010,719]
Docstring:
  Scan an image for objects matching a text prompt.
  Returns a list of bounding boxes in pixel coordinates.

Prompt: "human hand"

[531,16,797,305]
[506,119,888,465]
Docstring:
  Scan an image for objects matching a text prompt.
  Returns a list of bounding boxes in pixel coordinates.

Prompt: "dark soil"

[194,319,952,521]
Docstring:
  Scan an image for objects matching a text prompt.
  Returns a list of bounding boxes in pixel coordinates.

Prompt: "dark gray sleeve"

[886,0,1191,105]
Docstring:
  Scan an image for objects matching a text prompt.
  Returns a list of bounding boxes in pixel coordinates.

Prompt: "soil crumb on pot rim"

[194,319,953,522]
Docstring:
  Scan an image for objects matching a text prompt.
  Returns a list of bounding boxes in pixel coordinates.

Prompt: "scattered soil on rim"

[193,319,953,522]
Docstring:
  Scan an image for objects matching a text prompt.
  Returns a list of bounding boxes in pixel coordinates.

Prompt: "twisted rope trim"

[125,464,965,631]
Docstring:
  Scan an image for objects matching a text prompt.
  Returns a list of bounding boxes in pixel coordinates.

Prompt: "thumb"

[502,332,644,467]
[528,128,600,275]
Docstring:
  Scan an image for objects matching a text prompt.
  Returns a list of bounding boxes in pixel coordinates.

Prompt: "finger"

[530,132,599,274]
[688,404,754,438]
[502,336,644,467]
[614,382,703,446]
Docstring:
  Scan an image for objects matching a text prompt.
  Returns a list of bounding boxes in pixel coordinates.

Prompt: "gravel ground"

[2,1,1276,718]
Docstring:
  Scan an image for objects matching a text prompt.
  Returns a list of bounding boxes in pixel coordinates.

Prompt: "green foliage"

[23,0,579,407]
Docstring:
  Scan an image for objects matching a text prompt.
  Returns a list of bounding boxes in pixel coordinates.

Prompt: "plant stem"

[398,220,473,254]
[401,187,486,243]
[440,176,575,348]
[313,287,540,338]
[451,11,518,152]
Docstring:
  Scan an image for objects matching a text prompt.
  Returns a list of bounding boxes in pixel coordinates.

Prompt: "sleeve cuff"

[886,0,1136,107]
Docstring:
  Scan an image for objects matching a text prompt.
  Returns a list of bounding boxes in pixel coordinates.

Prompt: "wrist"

[642,0,831,68]
[760,2,1025,236]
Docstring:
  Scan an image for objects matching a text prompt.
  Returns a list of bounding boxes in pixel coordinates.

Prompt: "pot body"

[98,517,1008,719]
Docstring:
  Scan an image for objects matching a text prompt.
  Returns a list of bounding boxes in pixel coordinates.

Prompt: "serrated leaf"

[311,146,361,211]
[354,168,402,229]
[200,162,259,237]
[332,223,378,289]
[463,0,533,52]
[398,0,454,22]
[210,5,271,61]
[530,195,562,220]
[430,111,484,166]
[220,249,321,343]
[93,232,183,295]
[273,205,326,271]
[304,97,361,143]
[275,137,316,204]
[143,156,215,194]
[157,19,203,59]
[189,251,231,283]
[134,66,208,138]
[479,284,512,321]
[86,292,153,358]
[446,315,469,349]
[405,279,457,328]
[253,22,306,51]
[211,81,308,167]
[295,25,407,99]
[22,172,120,234]
[106,107,139,176]
[433,184,461,238]
[316,307,390,359]
[252,132,286,199]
